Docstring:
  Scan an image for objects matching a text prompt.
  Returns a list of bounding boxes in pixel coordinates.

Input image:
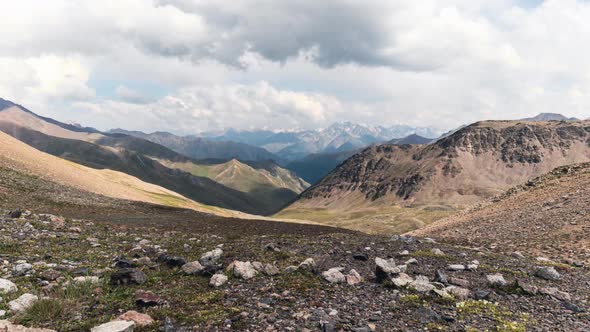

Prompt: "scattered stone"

[262,264,280,276]
[0,278,17,294]
[8,293,38,313]
[512,251,525,259]
[540,287,571,301]
[200,248,223,266]
[118,310,154,326]
[110,268,147,285]
[405,258,418,265]
[158,255,186,268]
[447,264,465,271]
[73,276,100,284]
[264,243,280,252]
[90,320,135,332]
[391,273,413,288]
[346,269,363,285]
[516,279,538,295]
[375,257,405,282]
[284,266,298,274]
[13,263,33,276]
[8,209,22,218]
[409,275,435,293]
[0,320,56,332]
[563,302,584,313]
[210,273,228,287]
[446,286,471,300]
[134,291,163,308]
[449,277,470,288]
[40,269,61,281]
[322,268,346,283]
[298,258,316,271]
[534,266,561,281]
[473,289,492,300]
[431,248,445,256]
[434,270,448,284]
[486,273,507,286]
[399,250,410,256]
[181,261,204,275]
[228,261,257,280]
[353,253,369,261]
[114,258,135,269]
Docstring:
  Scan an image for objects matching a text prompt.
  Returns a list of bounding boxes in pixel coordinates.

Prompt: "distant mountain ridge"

[0,99,308,215]
[109,129,282,163]
[201,122,443,161]
[521,113,580,121]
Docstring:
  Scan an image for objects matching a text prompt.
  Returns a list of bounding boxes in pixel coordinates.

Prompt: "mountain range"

[201,122,443,161]
[278,119,590,232]
[0,98,308,215]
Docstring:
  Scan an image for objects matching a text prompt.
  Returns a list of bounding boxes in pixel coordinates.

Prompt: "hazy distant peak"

[521,113,579,122]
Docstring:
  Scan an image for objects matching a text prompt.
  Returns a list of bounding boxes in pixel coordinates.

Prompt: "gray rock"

[375,257,404,282]
[322,268,346,283]
[391,273,413,288]
[445,286,471,300]
[181,261,204,275]
[90,320,135,332]
[0,278,17,294]
[540,287,571,301]
[486,273,507,286]
[345,269,363,285]
[434,270,448,284]
[209,273,228,287]
[228,261,257,280]
[409,275,435,293]
[200,248,223,267]
[447,264,465,271]
[298,258,316,271]
[431,248,445,256]
[284,266,298,273]
[110,268,147,285]
[8,293,38,313]
[262,264,280,276]
[13,263,33,277]
[534,266,561,281]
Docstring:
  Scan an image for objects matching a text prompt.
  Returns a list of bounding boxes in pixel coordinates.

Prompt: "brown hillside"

[279,120,590,232]
[411,163,590,262]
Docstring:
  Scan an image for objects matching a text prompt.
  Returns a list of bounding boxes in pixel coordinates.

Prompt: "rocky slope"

[281,120,590,231]
[411,162,590,262]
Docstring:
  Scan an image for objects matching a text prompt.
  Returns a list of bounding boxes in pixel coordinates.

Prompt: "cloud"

[0,0,589,133]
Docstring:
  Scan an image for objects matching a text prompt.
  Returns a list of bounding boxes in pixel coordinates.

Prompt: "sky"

[0,0,589,134]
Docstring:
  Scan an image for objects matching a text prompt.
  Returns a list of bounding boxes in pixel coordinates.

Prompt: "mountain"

[202,122,443,161]
[286,150,359,184]
[521,113,579,121]
[109,129,282,163]
[388,134,432,145]
[278,120,590,232]
[0,129,237,216]
[411,162,590,260]
[0,100,307,215]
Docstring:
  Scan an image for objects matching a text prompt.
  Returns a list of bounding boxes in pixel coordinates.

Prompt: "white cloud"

[0,0,589,132]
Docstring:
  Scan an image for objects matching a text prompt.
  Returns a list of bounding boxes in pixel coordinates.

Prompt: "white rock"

[391,273,413,288]
[447,264,465,271]
[73,276,100,284]
[431,248,445,256]
[200,248,223,266]
[0,320,56,331]
[0,278,17,294]
[13,263,33,276]
[298,258,316,271]
[209,273,228,287]
[0,310,5,317]
[90,320,135,332]
[486,273,507,286]
[409,276,436,293]
[9,293,38,313]
[231,261,257,280]
[345,269,363,285]
[322,268,346,283]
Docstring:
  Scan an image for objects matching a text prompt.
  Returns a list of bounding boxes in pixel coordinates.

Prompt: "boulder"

[118,310,154,326]
[262,264,280,276]
[534,266,561,281]
[445,286,471,300]
[540,287,571,301]
[135,290,164,307]
[13,263,33,277]
[486,273,507,286]
[110,268,147,286]
[181,261,204,275]
[90,320,135,332]
[298,258,316,271]
[209,273,228,287]
[9,293,38,313]
[0,278,17,294]
[375,257,405,282]
[229,261,257,280]
[157,255,186,268]
[447,264,465,271]
[391,273,413,288]
[0,320,56,332]
[322,268,346,283]
[409,275,435,293]
[200,248,223,266]
[346,269,363,285]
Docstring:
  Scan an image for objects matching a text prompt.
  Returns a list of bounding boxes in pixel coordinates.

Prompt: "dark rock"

[8,209,22,219]
[157,254,186,268]
[71,267,90,276]
[40,269,61,281]
[473,289,491,300]
[353,253,369,261]
[434,270,448,284]
[114,257,135,269]
[563,302,584,313]
[110,268,147,285]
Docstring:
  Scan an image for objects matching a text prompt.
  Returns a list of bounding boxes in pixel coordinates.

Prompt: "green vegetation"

[456,300,529,332]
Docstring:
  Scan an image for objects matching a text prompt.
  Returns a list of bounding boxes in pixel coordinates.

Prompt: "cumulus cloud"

[0,0,589,132]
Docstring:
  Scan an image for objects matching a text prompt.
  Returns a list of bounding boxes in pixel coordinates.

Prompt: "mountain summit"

[521,113,579,121]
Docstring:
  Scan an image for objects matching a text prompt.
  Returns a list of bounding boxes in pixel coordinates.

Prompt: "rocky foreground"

[0,209,588,331]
